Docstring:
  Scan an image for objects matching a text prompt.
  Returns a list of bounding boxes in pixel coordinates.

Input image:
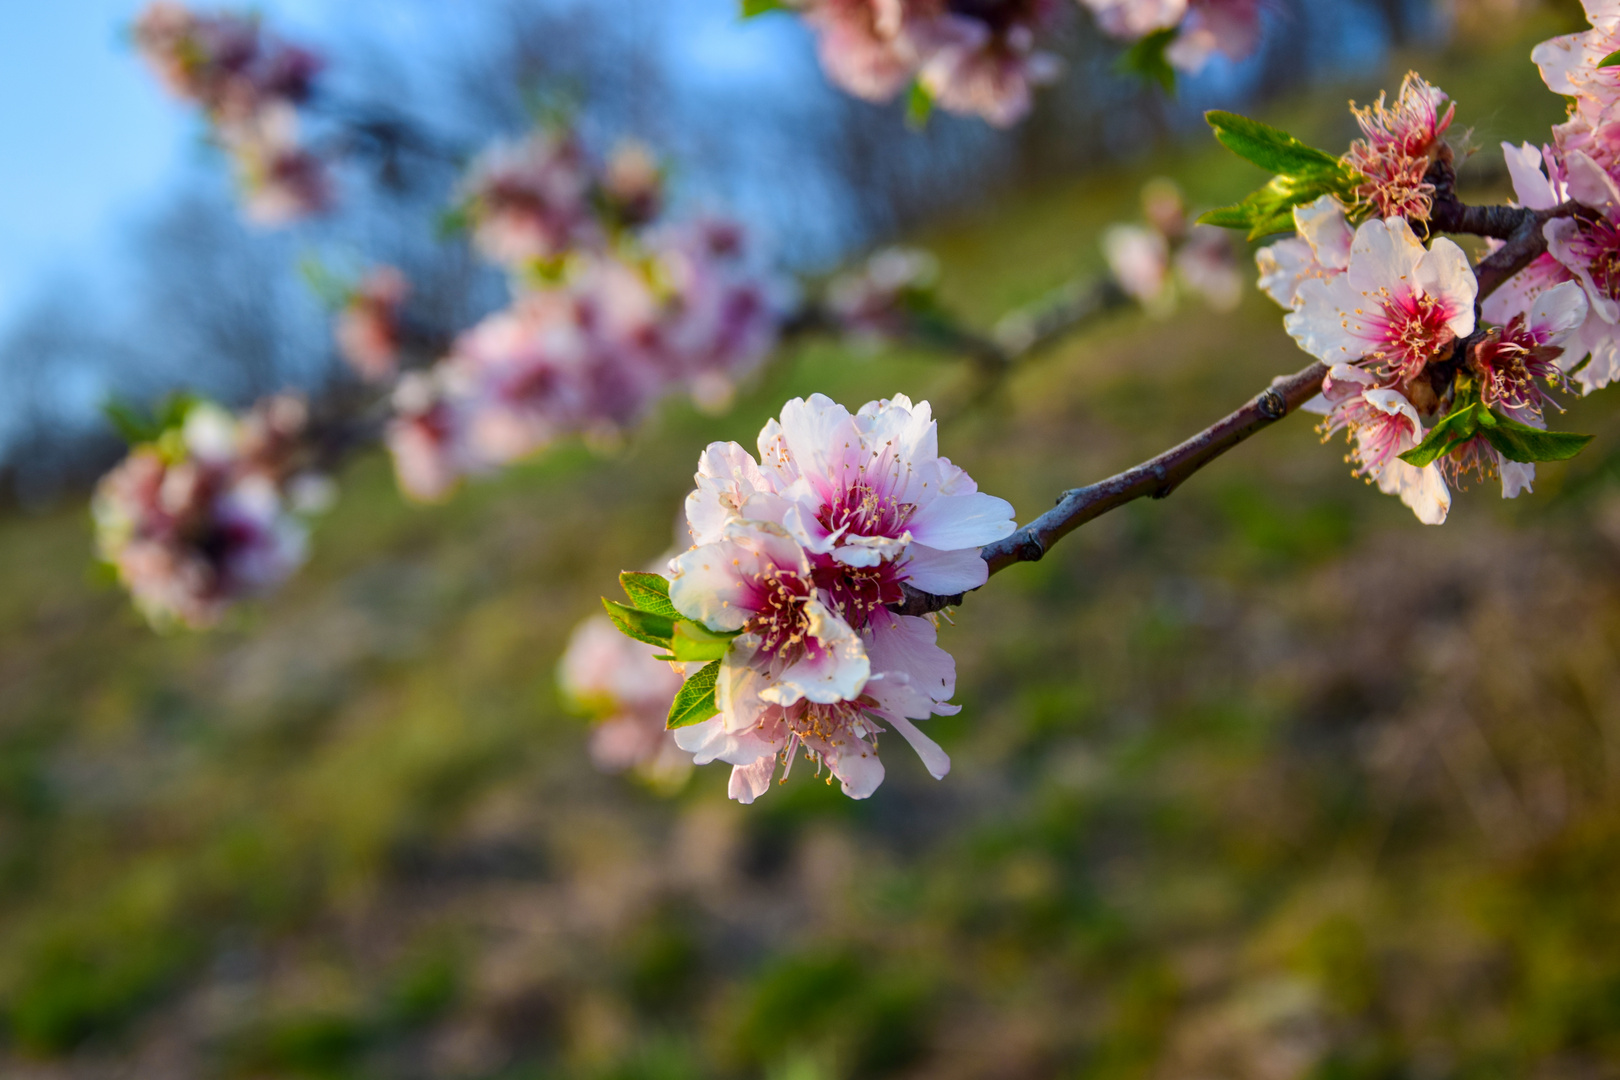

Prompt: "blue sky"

[0,1,809,327]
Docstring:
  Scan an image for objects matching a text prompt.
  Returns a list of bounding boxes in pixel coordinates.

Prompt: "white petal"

[1565,149,1620,211]
[829,740,884,799]
[1528,279,1591,341]
[1415,237,1479,338]
[1256,237,1317,310]
[1376,460,1451,525]
[1286,275,1365,363]
[1547,217,1620,324]
[906,491,1017,551]
[762,599,870,706]
[728,756,777,803]
[1500,461,1536,499]
[668,540,754,631]
[1503,142,1559,210]
[886,715,951,780]
[1346,217,1426,299]
[866,608,957,705]
[1295,195,1354,271]
[903,543,990,594]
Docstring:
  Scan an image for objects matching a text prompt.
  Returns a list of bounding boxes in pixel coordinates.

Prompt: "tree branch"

[892,184,1590,618]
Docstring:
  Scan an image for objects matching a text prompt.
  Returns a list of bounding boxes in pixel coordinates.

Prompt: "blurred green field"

[9,15,1620,1078]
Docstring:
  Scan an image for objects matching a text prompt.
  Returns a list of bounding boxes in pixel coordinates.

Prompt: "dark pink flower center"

[1370,290,1456,380]
[745,564,818,662]
[816,478,915,541]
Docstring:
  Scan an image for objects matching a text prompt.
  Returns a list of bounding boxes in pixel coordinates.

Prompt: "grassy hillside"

[7,16,1620,1078]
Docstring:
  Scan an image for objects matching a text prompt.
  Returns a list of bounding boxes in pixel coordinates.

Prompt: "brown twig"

[891,185,1590,618]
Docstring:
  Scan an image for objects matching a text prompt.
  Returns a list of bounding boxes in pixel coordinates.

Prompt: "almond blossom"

[826,246,940,345]
[335,266,409,382]
[1343,72,1455,223]
[660,392,1013,800]
[917,1,1063,128]
[1532,2,1620,122]
[559,615,691,788]
[458,129,597,269]
[1077,0,1263,73]
[1285,215,1476,384]
[1306,365,1451,524]
[93,401,321,628]
[797,0,923,102]
[1256,195,1353,310]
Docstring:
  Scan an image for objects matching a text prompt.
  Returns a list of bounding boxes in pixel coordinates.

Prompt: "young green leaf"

[740,0,786,18]
[619,571,679,618]
[1601,49,1620,69]
[667,660,721,729]
[601,599,676,648]
[905,80,934,130]
[101,398,160,445]
[1205,111,1345,178]
[1117,27,1177,93]
[1398,401,1482,467]
[670,619,738,664]
[1476,411,1595,463]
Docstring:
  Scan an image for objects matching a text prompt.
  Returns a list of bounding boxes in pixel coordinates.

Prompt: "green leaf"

[667,660,721,730]
[1601,49,1620,69]
[436,203,471,239]
[670,619,738,663]
[905,81,934,131]
[1476,411,1594,463]
[739,0,785,17]
[1117,27,1177,93]
[101,398,160,444]
[619,571,679,618]
[1399,400,1482,467]
[601,599,675,649]
[1205,111,1344,177]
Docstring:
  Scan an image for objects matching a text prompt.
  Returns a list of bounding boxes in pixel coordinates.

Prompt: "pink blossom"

[1536,149,1620,392]
[459,129,597,268]
[669,519,871,708]
[559,615,690,786]
[1285,216,1476,384]
[94,404,315,628]
[799,0,924,102]
[601,141,664,229]
[1343,73,1455,223]
[1256,195,1354,310]
[826,247,939,344]
[385,373,481,503]
[1470,280,1588,414]
[335,266,409,382]
[1164,0,1264,74]
[764,393,1017,613]
[1077,0,1187,39]
[1532,3,1620,122]
[1173,224,1243,312]
[918,3,1063,128]
[675,607,958,802]
[228,104,333,225]
[1307,365,1451,524]
[1103,224,1171,311]
[134,3,321,127]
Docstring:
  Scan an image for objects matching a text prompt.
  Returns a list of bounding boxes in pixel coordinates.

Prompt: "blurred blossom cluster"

[600,394,1016,801]
[1255,66,1602,524]
[386,128,779,502]
[334,267,410,382]
[558,615,692,789]
[134,3,330,223]
[93,397,331,629]
[1103,178,1244,316]
[1078,0,1264,73]
[824,246,941,345]
[792,0,1063,127]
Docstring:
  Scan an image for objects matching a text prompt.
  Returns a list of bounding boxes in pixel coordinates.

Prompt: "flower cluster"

[1079,0,1264,75]
[134,3,331,224]
[385,130,779,502]
[791,0,1062,127]
[603,394,1016,802]
[93,396,330,629]
[1251,65,1595,525]
[1103,179,1244,316]
[559,614,692,789]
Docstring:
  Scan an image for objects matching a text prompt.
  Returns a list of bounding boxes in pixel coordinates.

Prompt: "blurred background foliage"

[7,1,1620,1078]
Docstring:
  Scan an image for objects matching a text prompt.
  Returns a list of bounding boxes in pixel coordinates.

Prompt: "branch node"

[1016,530,1046,563]
[1256,386,1287,420]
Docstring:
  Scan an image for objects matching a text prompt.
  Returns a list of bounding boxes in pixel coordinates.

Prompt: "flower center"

[746,564,816,661]
[1372,289,1455,380]
[814,559,904,630]
[1573,218,1620,301]
[816,478,915,541]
